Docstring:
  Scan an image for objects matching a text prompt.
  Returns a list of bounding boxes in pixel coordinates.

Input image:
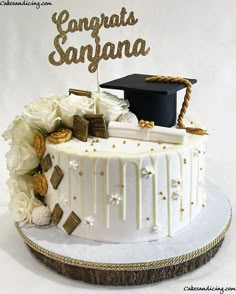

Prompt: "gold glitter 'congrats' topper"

[48,8,150,73]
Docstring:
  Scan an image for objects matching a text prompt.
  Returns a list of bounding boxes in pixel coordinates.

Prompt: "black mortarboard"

[100,74,197,128]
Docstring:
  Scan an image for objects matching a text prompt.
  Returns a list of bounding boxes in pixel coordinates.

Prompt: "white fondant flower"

[22,95,62,133]
[172,190,182,200]
[117,112,138,124]
[84,216,94,228]
[141,167,154,178]
[59,198,69,208]
[69,160,79,171]
[58,94,94,128]
[152,224,162,234]
[32,205,51,226]
[93,92,129,122]
[2,116,35,145]
[9,191,43,224]
[6,174,34,196]
[109,194,121,206]
[6,144,40,176]
[171,179,181,188]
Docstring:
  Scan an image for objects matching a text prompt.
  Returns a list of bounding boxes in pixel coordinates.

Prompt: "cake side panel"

[45,136,207,243]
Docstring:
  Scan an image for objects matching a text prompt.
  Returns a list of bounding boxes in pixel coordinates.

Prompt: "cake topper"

[49,8,150,73]
[100,74,208,135]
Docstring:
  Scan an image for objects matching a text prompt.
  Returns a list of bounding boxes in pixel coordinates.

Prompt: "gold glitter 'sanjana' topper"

[48,8,150,73]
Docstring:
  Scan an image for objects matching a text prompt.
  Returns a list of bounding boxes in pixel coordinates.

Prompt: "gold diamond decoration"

[50,165,64,190]
[73,115,89,142]
[84,114,108,139]
[63,211,81,235]
[41,153,52,172]
[51,203,63,225]
[69,88,91,98]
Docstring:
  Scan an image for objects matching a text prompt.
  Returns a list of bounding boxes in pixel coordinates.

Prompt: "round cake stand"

[16,180,231,286]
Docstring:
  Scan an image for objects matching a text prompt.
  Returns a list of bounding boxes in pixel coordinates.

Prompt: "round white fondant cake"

[2,76,208,246]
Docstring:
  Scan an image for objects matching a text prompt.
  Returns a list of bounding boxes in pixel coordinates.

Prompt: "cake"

[2,74,208,244]
[6,73,230,285]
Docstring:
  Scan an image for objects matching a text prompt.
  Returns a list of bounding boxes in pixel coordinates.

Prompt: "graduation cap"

[100,74,197,128]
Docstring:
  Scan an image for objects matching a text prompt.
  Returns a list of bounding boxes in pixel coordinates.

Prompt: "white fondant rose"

[6,144,40,176]
[7,175,34,195]
[2,116,35,145]
[93,92,129,122]
[58,94,94,128]
[9,191,42,224]
[22,96,62,133]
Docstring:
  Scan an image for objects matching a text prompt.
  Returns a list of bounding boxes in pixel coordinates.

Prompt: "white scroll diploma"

[108,122,186,144]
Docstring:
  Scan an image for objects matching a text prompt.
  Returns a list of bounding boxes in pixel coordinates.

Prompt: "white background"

[0,0,235,293]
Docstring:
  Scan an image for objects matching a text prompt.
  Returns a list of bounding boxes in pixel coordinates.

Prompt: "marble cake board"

[16,180,231,286]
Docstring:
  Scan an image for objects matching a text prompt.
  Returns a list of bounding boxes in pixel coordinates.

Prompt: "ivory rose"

[6,175,34,196]
[6,144,40,176]
[93,92,129,122]
[117,112,138,124]
[9,191,42,224]
[2,116,34,145]
[23,96,62,133]
[58,94,94,128]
